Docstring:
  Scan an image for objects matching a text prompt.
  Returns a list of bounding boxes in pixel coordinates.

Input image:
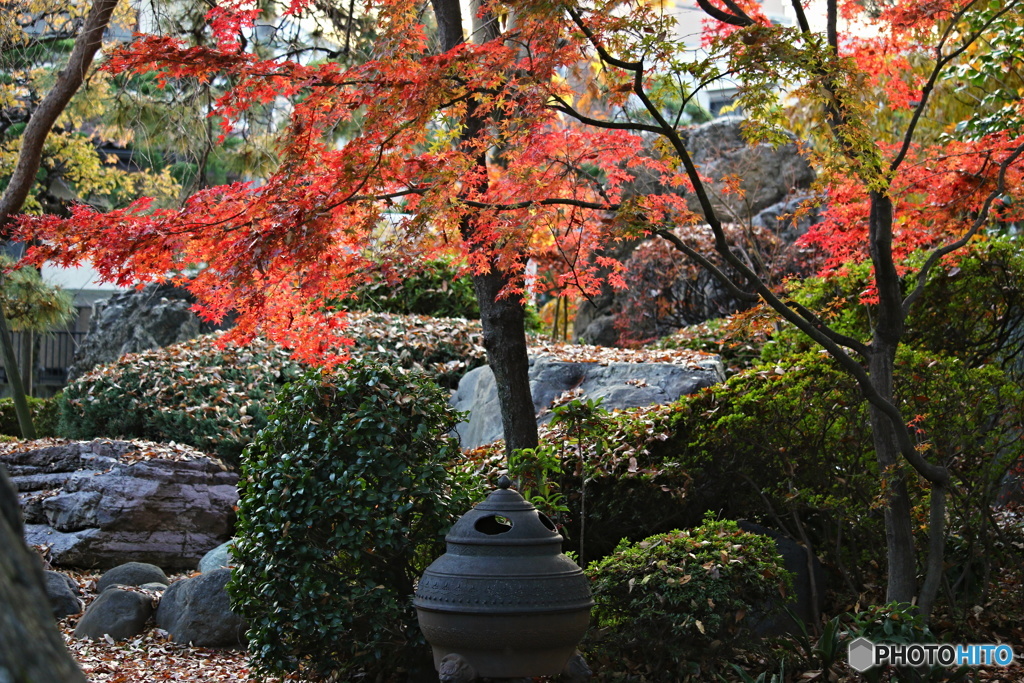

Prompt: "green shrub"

[350,258,480,319]
[228,359,483,681]
[0,396,60,438]
[57,313,487,464]
[667,347,1020,608]
[57,334,303,465]
[486,345,1024,611]
[846,603,972,683]
[584,516,792,678]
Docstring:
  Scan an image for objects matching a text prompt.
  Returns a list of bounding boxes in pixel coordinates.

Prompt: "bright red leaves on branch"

[13,0,1024,361]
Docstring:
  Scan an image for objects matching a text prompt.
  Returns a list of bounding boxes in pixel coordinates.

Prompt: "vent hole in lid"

[537,511,556,531]
[475,515,513,535]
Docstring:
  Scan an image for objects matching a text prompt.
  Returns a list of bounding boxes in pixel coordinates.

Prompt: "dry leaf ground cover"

[55,568,1023,683]
[57,570,300,683]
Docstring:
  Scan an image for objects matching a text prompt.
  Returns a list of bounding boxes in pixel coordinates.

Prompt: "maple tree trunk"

[867,190,947,611]
[0,465,87,682]
[866,348,918,604]
[472,270,538,454]
[431,0,539,456]
[867,190,918,603]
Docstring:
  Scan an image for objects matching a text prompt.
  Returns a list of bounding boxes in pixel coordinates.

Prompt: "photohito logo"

[848,637,1016,672]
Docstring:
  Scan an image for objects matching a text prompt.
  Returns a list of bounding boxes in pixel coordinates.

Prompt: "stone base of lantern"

[417,608,590,678]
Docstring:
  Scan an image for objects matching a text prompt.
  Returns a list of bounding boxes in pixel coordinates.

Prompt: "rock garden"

[2,237,1024,681]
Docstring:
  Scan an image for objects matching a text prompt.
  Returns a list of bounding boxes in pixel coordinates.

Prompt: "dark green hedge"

[228,359,483,681]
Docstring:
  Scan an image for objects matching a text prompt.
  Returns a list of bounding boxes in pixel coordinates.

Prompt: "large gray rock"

[68,282,232,381]
[73,587,155,641]
[43,570,82,619]
[198,539,235,573]
[577,315,619,347]
[687,117,815,220]
[155,568,246,647]
[3,440,237,569]
[451,354,724,449]
[97,562,169,593]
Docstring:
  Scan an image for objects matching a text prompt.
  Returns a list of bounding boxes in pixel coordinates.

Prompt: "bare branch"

[790,0,811,34]
[462,197,618,212]
[827,0,837,50]
[653,228,758,304]
[549,97,664,134]
[695,0,755,27]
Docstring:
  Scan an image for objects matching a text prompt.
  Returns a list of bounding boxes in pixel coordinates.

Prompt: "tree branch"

[462,197,618,211]
[695,0,755,27]
[568,4,948,486]
[891,0,1013,175]
[654,228,758,304]
[903,141,1024,317]
[0,0,122,235]
[789,0,811,33]
[549,98,664,134]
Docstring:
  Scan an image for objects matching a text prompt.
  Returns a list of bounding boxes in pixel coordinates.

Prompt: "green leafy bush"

[672,348,1020,607]
[476,345,1024,611]
[350,258,480,319]
[584,516,792,678]
[57,313,487,465]
[228,359,482,681]
[0,396,60,438]
[57,335,303,465]
[847,603,971,683]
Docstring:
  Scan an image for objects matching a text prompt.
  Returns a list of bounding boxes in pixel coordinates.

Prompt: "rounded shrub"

[584,516,792,678]
[228,358,483,681]
[56,334,303,465]
[56,314,487,464]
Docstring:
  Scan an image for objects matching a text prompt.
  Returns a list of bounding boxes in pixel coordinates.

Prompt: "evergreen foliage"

[228,359,482,680]
[584,516,791,678]
[55,313,486,465]
[0,396,58,438]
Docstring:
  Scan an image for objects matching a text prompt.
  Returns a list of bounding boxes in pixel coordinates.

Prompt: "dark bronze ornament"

[414,475,593,679]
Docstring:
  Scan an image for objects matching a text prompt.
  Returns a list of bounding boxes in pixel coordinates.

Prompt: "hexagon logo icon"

[848,637,876,672]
